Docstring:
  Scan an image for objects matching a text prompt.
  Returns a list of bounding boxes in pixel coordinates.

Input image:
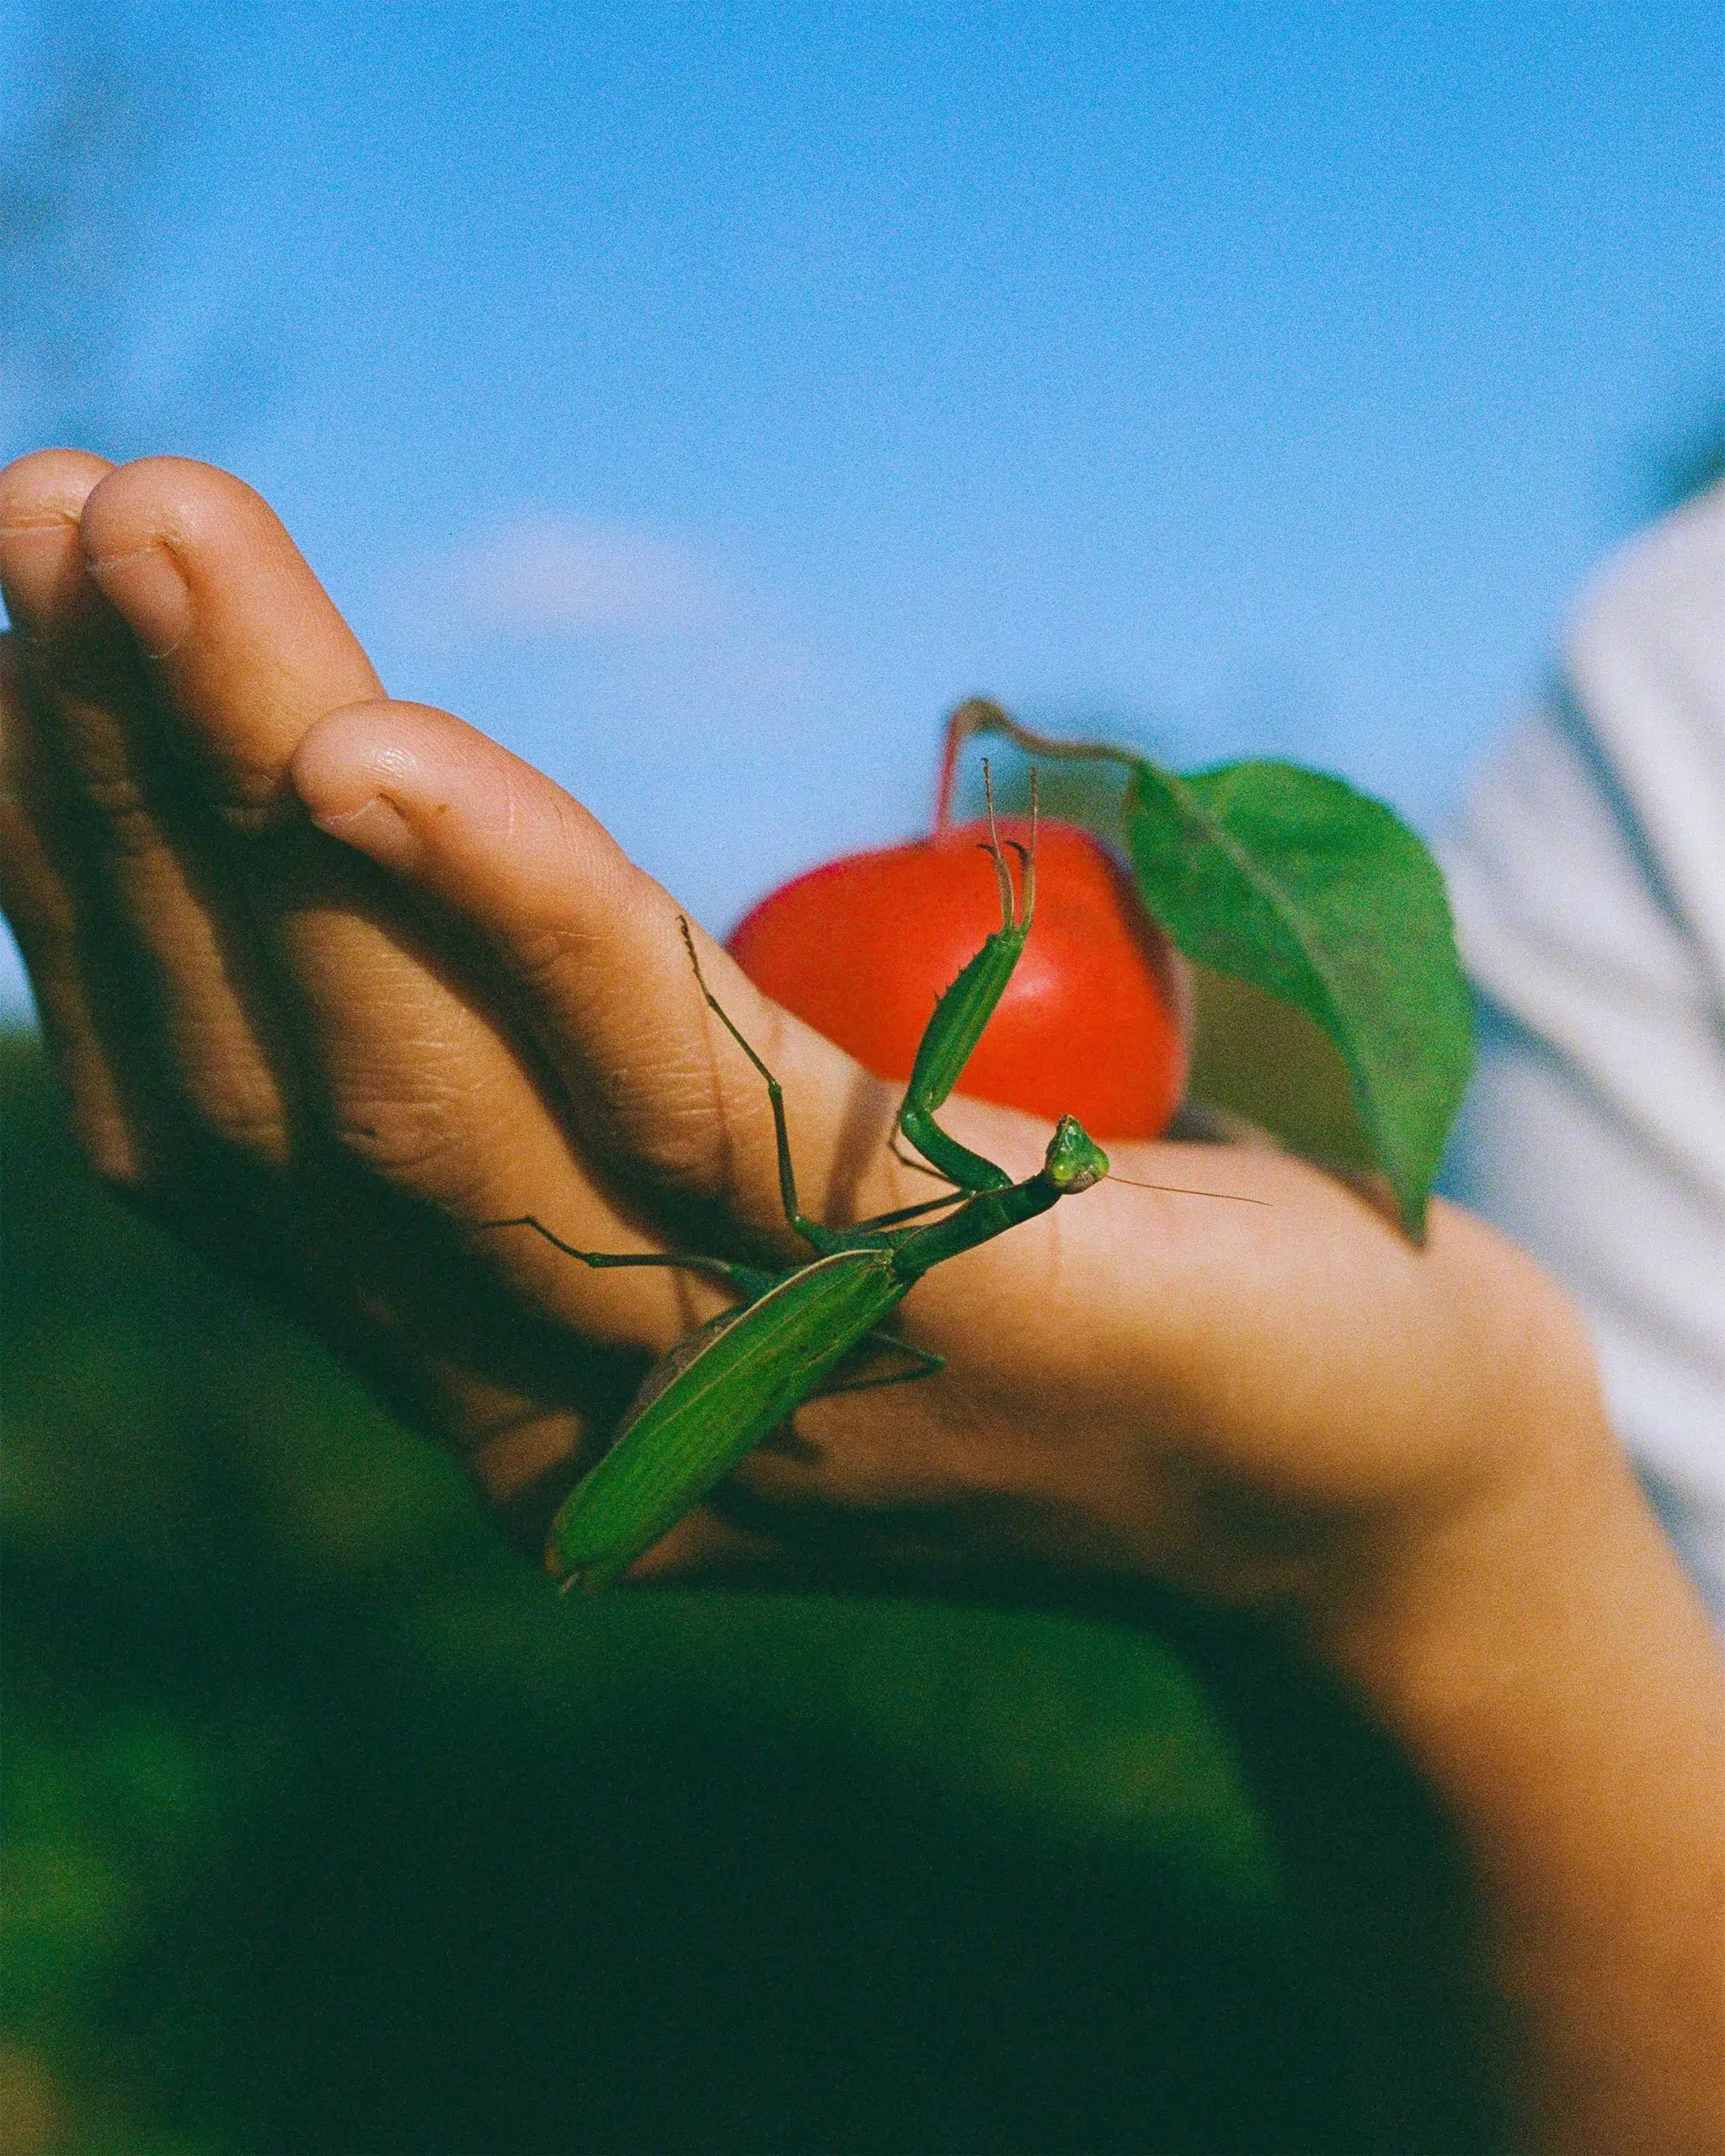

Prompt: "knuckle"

[75,1108,153,1197]
[326,1085,475,1196]
[166,1025,291,1157]
[206,747,301,833]
[182,1078,294,1172]
[77,772,163,858]
[499,917,588,1003]
[607,1064,738,1200]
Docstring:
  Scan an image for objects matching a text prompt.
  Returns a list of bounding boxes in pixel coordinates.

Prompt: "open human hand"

[13,453,1721,2156]
[0,451,1607,1625]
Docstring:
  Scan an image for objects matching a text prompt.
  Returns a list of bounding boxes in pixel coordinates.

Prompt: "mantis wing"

[547,1246,908,1591]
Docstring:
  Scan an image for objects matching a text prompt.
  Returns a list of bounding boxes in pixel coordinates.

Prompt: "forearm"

[1325,1427,1725,2154]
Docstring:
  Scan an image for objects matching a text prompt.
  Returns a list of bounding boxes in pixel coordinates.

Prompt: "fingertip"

[294,697,558,883]
[0,451,114,634]
[294,697,608,873]
[76,455,274,568]
[0,448,113,531]
[291,698,478,822]
[286,698,430,873]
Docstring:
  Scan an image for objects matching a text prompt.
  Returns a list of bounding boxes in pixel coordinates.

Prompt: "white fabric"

[1441,483,1725,1617]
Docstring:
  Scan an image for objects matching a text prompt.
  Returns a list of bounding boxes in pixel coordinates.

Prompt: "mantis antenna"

[1104,1173,1270,1204]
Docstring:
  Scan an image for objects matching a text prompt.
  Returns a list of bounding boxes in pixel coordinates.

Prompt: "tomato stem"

[937,697,1136,832]
[932,705,969,831]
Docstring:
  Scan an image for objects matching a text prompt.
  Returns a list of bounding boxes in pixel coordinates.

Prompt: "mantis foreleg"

[894,769,1034,1197]
[679,925,1001,1242]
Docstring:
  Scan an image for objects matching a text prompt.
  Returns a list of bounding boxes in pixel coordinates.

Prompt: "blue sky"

[3,0,1721,1008]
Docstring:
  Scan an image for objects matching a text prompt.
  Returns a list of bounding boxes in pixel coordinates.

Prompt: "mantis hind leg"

[753,1330,943,1465]
[678,917,840,1257]
[809,1331,944,1396]
[478,1214,773,1299]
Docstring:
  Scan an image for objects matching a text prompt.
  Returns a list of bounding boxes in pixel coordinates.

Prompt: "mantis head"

[1042,1114,1109,1193]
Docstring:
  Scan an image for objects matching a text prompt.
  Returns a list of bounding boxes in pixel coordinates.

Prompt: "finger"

[72,456,383,1164]
[2,462,668,1456]
[69,461,620,1240]
[0,450,211,1183]
[0,627,145,1178]
[0,452,296,1168]
[291,697,913,1249]
[3,458,771,1536]
[75,456,382,821]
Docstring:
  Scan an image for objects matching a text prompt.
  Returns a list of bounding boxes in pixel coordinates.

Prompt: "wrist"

[1306,1372,1725,2156]
[1313,1412,1637,1732]
[1294,1236,1637,1721]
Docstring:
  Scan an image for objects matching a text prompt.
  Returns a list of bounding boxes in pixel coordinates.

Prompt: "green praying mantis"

[486,776,1246,1593]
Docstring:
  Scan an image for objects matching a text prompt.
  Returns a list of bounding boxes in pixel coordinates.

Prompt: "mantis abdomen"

[548,1246,907,1590]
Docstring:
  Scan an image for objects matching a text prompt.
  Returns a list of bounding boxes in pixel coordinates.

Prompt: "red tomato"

[725,818,1188,1139]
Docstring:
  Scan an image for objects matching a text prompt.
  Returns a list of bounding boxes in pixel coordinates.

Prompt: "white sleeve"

[1440,483,1725,1616]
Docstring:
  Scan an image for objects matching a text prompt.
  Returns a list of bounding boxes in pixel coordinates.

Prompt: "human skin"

[1,452,1721,2153]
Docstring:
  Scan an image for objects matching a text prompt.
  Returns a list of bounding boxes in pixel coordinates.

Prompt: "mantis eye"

[1044,1114,1108,1193]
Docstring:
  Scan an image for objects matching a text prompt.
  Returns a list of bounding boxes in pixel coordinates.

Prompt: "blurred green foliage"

[2,1029,1500,2153]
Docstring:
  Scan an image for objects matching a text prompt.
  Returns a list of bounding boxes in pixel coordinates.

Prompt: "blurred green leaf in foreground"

[2,1030,1500,2153]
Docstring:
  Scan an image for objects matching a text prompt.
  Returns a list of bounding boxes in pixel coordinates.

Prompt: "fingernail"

[306,792,424,873]
[85,543,191,659]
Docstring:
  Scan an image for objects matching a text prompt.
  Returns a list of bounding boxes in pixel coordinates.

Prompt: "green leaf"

[945,703,1475,1237]
[1123,758,1472,1235]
